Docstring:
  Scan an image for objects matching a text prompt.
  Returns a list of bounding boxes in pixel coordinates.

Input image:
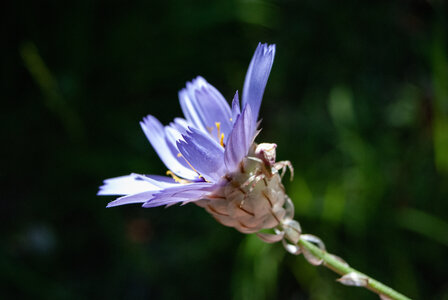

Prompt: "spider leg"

[242,173,268,193]
[273,160,294,181]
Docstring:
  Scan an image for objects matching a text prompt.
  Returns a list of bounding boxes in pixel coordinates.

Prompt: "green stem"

[297,239,412,300]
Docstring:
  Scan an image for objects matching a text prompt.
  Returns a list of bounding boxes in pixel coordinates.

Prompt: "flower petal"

[177,127,225,182]
[231,91,241,124]
[98,174,161,196]
[224,105,255,172]
[179,89,205,131]
[164,125,193,171]
[131,174,177,188]
[140,115,198,180]
[142,182,216,207]
[179,77,233,141]
[242,43,275,125]
[104,174,182,207]
[172,118,189,133]
[106,190,158,208]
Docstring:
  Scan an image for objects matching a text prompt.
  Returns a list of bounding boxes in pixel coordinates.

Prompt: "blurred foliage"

[2,0,448,299]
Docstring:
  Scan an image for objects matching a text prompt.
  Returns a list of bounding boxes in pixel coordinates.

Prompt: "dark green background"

[2,0,448,299]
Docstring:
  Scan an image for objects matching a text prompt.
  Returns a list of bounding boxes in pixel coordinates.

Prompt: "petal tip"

[106,201,117,208]
[257,42,276,55]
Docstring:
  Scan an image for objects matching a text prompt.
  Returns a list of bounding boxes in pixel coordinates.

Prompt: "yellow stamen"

[166,170,191,184]
[220,133,225,147]
[214,122,226,148]
[215,122,221,137]
[177,153,198,172]
[177,152,210,182]
[198,175,209,182]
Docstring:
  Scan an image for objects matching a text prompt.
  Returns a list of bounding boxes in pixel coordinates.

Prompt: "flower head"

[99,43,292,234]
[98,44,414,300]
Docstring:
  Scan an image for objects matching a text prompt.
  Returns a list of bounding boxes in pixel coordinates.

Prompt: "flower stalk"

[297,238,412,300]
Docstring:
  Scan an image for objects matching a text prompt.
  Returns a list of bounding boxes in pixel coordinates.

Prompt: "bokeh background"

[3,0,448,299]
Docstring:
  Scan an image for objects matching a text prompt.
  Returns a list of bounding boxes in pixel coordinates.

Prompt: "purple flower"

[99,43,276,210]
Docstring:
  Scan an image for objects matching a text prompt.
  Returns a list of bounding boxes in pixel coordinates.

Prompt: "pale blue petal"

[179,89,205,131]
[140,115,198,180]
[188,77,232,133]
[224,105,255,172]
[242,43,275,125]
[177,127,225,182]
[142,182,216,208]
[98,174,160,196]
[106,190,157,207]
[172,118,189,132]
[131,174,177,187]
[164,125,192,171]
[180,77,232,142]
[231,91,241,125]
[104,175,182,207]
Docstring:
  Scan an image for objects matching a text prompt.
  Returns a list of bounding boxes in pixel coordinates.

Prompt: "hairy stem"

[297,238,412,300]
